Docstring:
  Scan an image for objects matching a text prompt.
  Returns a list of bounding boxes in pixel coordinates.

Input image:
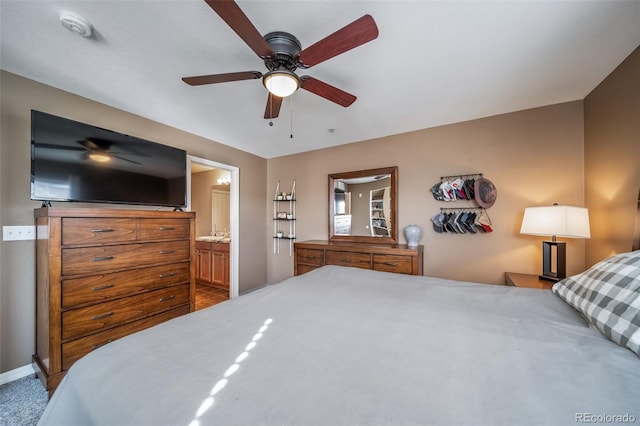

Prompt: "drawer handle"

[341,258,354,263]
[160,295,175,302]
[383,262,399,267]
[159,250,175,255]
[91,228,115,233]
[159,273,176,278]
[305,255,316,260]
[92,256,114,262]
[92,311,114,320]
[91,284,115,291]
[159,227,175,231]
[91,340,113,350]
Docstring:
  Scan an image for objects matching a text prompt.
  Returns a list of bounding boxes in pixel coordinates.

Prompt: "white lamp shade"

[263,71,300,97]
[520,205,591,239]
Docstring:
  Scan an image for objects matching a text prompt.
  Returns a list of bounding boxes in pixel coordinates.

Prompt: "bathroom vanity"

[195,239,229,290]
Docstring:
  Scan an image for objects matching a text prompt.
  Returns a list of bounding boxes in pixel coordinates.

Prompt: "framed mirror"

[329,166,398,244]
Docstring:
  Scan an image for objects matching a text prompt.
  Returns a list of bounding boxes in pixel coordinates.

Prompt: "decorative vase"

[404,225,421,247]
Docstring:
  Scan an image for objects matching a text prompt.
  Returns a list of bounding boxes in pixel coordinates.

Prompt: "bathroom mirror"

[329,166,398,244]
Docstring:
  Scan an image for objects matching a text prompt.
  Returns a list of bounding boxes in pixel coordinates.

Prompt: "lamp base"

[541,240,566,281]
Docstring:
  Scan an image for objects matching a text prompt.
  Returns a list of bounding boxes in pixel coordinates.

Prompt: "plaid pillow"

[552,250,640,356]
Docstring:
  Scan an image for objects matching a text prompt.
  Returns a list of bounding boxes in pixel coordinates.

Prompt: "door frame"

[187,155,239,298]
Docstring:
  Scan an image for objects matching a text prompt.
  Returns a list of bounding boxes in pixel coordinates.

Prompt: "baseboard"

[0,364,35,386]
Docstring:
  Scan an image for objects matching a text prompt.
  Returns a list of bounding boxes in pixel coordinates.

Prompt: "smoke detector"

[59,11,93,37]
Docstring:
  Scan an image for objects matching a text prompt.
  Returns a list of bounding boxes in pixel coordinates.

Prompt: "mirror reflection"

[333,176,391,236]
[329,167,398,244]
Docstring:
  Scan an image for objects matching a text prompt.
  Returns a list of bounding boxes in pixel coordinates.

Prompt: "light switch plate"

[3,225,36,241]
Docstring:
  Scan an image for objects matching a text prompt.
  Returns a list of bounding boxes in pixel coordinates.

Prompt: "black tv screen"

[31,110,187,208]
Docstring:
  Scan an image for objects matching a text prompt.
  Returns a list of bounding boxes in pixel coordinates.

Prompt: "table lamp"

[520,204,590,282]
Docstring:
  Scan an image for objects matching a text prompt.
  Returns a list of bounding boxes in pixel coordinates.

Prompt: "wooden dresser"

[33,207,195,395]
[294,240,423,276]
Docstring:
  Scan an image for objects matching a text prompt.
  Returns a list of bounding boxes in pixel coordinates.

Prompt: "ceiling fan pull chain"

[290,95,294,139]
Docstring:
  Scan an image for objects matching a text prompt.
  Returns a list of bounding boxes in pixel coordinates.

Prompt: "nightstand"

[505,272,555,290]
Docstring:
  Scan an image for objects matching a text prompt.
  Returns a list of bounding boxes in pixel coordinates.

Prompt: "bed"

[38,256,639,426]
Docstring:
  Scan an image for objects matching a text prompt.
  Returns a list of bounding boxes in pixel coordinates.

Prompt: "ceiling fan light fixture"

[263,70,300,98]
[89,151,112,162]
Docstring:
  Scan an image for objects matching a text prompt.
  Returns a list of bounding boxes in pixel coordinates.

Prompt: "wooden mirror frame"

[328,166,398,244]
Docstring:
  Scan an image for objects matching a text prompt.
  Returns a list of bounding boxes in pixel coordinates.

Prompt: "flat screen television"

[31,110,187,208]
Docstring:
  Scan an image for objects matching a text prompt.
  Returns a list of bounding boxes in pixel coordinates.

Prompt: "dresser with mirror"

[294,166,423,276]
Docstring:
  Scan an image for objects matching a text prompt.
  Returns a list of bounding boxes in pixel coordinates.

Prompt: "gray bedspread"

[39,266,639,426]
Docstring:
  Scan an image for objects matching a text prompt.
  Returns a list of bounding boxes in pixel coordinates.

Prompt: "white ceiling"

[1,1,639,159]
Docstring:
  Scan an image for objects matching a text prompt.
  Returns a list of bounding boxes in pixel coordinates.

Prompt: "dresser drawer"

[196,241,212,251]
[296,264,321,275]
[296,248,325,266]
[326,250,371,269]
[61,306,189,370]
[62,262,190,308]
[333,215,352,234]
[62,218,137,245]
[139,219,190,241]
[373,254,414,274]
[62,240,190,275]
[62,284,189,340]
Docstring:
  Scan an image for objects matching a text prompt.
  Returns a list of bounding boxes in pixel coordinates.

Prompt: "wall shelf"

[273,180,296,256]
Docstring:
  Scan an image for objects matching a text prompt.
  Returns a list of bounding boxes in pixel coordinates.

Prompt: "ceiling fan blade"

[33,143,85,152]
[264,93,283,119]
[204,0,274,59]
[76,138,102,151]
[182,71,262,86]
[113,155,142,165]
[108,151,150,157]
[298,15,379,68]
[300,76,356,107]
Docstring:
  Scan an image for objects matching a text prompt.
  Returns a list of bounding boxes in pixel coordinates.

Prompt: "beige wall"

[0,70,267,373]
[584,46,640,265]
[267,101,586,285]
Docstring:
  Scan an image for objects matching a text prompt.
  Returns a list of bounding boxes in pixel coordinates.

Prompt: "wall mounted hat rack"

[430,171,497,234]
[432,207,493,234]
[439,173,483,181]
[431,172,497,209]
[439,207,486,212]
[431,173,483,203]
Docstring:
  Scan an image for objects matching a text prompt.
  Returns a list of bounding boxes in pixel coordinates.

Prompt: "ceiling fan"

[182,0,379,119]
[77,139,145,164]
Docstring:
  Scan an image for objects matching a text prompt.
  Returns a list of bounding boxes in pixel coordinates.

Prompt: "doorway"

[187,155,239,304]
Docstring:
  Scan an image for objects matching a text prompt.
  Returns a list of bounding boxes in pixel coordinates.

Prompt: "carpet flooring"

[0,375,47,426]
